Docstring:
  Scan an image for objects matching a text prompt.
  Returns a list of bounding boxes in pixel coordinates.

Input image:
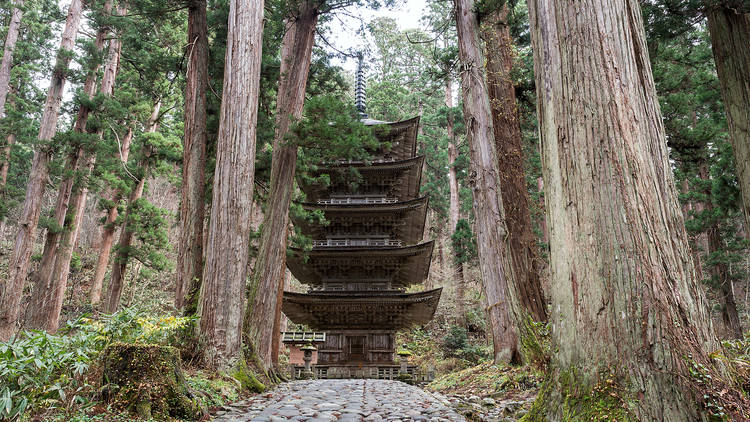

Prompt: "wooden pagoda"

[281,60,441,379]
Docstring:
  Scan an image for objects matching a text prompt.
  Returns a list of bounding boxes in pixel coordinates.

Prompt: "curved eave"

[282,288,442,330]
[299,155,424,203]
[286,241,434,288]
[369,116,420,160]
[292,196,429,245]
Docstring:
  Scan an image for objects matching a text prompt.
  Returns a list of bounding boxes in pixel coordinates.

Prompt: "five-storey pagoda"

[282,58,441,379]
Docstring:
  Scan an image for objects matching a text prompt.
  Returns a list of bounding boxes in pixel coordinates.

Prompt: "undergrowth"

[0,308,246,421]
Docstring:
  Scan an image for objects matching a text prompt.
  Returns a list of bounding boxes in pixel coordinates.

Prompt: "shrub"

[0,308,195,421]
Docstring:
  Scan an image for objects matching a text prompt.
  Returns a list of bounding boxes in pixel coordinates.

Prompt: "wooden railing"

[290,365,434,382]
[317,197,398,205]
[312,239,402,248]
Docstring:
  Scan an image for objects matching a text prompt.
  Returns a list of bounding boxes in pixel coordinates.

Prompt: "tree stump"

[102,343,203,420]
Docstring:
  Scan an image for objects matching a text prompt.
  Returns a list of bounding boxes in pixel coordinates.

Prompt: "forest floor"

[205,364,540,422]
[209,379,467,421]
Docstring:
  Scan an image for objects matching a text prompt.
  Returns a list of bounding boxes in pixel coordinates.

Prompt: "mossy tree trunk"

[243,0,318,369]
[527,0,723,419]
[102,343,202,420]
[199,0,263,369]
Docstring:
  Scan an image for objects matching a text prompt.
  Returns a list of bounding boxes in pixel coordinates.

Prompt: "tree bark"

[104,151,151,314]
[536,177,548,244]
[102,102,159,314]
[454,0,520,364]
[90,127,133,304]
[706,7,750,240]
[0,133,14,196]
[0,0,84,341]
[27,0,114,327]
[243,0,318,369]
[527,0,721,419]
[481,7,547,323]
[0,94,18,237]
[198,0,263,369]
[176,0,208,314]
[0,0,23,119]
[33,16,123,331]
[445,81,460,233]
[698,161,742,339]
[271,267,291,366]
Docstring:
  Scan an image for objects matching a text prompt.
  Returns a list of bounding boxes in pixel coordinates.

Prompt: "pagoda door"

[347,336,366,362]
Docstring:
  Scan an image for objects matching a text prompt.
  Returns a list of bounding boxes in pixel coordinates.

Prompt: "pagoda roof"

[299,155,424,203]
[368,116,420,161]
[282,288,442,330]
[286,241,434,289]
[293,196,429,245]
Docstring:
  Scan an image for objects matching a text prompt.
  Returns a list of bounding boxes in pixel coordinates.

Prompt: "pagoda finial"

[355,52,368,119]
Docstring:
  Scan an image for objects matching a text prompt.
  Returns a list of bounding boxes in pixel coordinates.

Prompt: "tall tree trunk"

[0,0,84,341]
[481,7,547,324]
[536,177,548,244]
[198,0,263,369]
[104,157,151,313]
[0,94,18,238]
[699,161,742,338]
[176,0,209,313]
[527,0,722,419]
[27,0,114,326]
[454,0,520,364]
[90,127,133,304]
[243,0,317,369]
[706,7,750,239]
[455,261,466,325]
[102,102,159,314]
[271,267,291,366]
[32,17,123,331]
[0,0,23,119]
[446,81,460,233]
[445,80,465,325]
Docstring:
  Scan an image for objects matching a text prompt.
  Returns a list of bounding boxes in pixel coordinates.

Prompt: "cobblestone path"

[211,379,467,421]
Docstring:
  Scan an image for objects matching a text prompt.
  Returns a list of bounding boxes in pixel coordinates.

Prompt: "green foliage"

[115,198,173,272]
[0,308,195,420]
[451,219,478,265]
[291,94,379,166]
[288,94,378,250]
[442,325,490,364]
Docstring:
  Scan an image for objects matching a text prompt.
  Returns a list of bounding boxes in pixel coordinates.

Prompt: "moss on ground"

[231,359,266,393]
[102,342,203,421]
[428,362,542,398]
[521,369,635,422]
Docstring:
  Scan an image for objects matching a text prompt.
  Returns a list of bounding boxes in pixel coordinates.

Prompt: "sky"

[324,0,429,72]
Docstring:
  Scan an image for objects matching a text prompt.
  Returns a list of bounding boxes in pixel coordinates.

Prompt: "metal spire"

[355,52,368,119]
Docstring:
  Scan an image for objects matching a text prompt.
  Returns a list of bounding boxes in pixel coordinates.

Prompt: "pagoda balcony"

[312,239,403,248]
[282,288,443,331]
[286,241,434,290]
[299,155,424,203]
[329,157,397,165]
[317,197,398,205]
[293,196,429,246]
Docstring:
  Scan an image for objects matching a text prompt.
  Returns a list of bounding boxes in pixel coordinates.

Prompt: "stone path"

[211,379,467,421]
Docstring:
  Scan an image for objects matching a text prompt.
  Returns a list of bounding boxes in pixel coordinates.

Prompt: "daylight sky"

[324,0,429,72]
